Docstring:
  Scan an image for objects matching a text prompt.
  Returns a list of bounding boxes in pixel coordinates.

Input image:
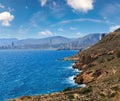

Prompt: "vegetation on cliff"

[9,28,120,101]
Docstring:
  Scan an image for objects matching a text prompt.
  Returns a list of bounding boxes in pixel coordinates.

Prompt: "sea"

[0,50,80,101]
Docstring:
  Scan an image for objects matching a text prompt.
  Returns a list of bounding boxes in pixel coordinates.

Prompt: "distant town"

[0,33,106,50]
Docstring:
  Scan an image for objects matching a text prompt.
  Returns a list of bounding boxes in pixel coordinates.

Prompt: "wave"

[65,65,81,73]
[73,69,81,73]
[65,75,77,86]
[77,84,86,88]
[64,63,81,86]
[66,66,73,70]
[66,75,86,88]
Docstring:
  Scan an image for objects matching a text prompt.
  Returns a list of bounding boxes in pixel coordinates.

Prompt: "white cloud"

[48,1,66,19]
[70,27,77,30]
[58,28,64,32]
[40,0,47,7]
[8,7,14,12]
[51,18,103,27]
[39,30,53,36]
[110,25,120,32]
[0,3,5,9]
[67,0,94,13]
[0,11,14,27]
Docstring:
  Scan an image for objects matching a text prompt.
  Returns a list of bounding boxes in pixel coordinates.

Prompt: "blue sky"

[0,0,120,39]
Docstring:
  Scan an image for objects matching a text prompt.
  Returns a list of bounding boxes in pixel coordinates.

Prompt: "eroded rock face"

[73,28,120,88]
[74,69,108,84]
[72,49,114,84]
[73,53,95,70]
[73,62,83,69]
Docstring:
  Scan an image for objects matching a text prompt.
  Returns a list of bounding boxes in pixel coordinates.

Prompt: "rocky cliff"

[73,29,120,84]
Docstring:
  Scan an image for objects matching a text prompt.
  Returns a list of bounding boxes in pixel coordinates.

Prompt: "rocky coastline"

[9,28,120,101]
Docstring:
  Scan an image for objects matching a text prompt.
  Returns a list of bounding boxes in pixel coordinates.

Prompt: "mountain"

[0,36,71,49]
[0,38,18,45]
[19,36,71,45]
[0,34,101,49]
[9,28,120,101]
[70,33,101,49]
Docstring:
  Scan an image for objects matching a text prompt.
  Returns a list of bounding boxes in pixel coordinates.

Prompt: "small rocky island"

[9,28,120,101]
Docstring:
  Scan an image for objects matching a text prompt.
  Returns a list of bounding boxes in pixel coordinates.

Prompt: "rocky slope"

[9,29,120,101]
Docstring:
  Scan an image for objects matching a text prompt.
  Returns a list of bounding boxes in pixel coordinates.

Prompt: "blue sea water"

[0,50,79,101]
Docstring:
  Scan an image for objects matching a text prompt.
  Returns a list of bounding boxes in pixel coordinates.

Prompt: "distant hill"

[0,34,102,49]
[0,38,18,45]
[70,33,101,49]
[19,36,71,45]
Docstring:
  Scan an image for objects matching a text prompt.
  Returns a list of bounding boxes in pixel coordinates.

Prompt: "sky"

[0,0,120,39]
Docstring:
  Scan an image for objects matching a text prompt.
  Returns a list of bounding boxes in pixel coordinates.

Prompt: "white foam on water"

[66,66,73,70]
[78,84,86,88]
[73,69,81,73]
[65,63,81,73]
[64,63,81,86]
[66,75,77,86]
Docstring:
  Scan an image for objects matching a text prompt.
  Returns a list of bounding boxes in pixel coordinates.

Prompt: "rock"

[74,69,108,84]
[114,28,120,32]
[75,71,94,84]
[73,62,83,69]
[81,64,89,70]
[72,53,95,70]
[91,61,99,66]
[64,57,79,61]
[107,50,114,55]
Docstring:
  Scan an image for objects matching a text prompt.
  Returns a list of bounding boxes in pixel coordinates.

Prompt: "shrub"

[108,93,116,98]
[79,87,92,94]
[103,77,111,82]
[111,86,119,91]
[98,59,104,63]
[99,92,106,97]
[63,87,72,92]
[67,94,74,99]
[116,51,120,58]
[107,56,115,61]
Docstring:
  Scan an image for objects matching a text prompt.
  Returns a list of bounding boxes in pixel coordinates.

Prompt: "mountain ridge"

[0,33,102,50]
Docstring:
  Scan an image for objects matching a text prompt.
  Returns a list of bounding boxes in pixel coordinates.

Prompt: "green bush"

[111,86,119,91]
[107,56,115,61]
[108,93,116,98]
[99,92,106,97]
[68,94,74,99]
[116,51,120,58]
[79,87,92,94]
[63,87,72,92]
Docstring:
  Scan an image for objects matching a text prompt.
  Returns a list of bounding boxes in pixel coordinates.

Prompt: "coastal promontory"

[9,29,120,101]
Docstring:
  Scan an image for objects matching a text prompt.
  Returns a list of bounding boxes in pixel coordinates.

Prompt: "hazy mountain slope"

[19,36,71,45]
[0,38,18,46]
[0,34,101,49]
[71,33,101,49]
